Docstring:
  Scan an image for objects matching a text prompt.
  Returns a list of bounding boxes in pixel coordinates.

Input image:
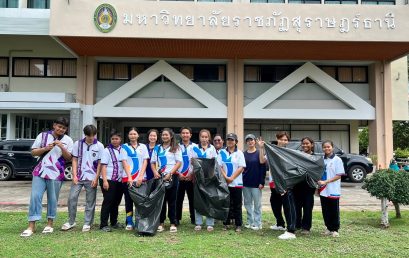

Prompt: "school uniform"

[145,143,156,181]
[121,143,149,227]
[28,131,73,222]
[191,144,218,226]
[319,153,345,232]
[151,145,182,225]
[68,138,104,226]
[99,145,127,229]
[217,147,246,227]
[176,142,196,225]
[243,150,266,228]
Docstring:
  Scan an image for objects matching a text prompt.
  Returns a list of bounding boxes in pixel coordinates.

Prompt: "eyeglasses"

[213,139,222,142]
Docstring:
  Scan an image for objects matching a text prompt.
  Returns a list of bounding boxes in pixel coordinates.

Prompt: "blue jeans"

[28,176,63,222]
[195,209,214,226]
[243,187,262,227]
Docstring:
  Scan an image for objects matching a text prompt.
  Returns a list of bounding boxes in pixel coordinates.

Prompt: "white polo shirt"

[319,154,345,199]
[151,145,182,175]
[217,148,246,188]
[178,142,196,176]
[32,131,73,181]
[121,143,149,182]
[72,138,104,181]
[192,144,217,159]
[100,145,127,182]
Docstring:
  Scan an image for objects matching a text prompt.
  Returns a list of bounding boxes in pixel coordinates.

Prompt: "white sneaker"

[270,224,286,231]
[251,225,262,231]
[194,225,202,231]
[125,224,133,231]
[278,231,296,240]
[61,222,76,231]
[244,224,251,229]
[157,225,164,232]
[322,229,332,236]
[82,225,91,232]
[331,231,340,237]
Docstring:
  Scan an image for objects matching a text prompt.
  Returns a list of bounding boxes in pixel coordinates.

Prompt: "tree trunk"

[381,197,389,228]
[392,201,401,219]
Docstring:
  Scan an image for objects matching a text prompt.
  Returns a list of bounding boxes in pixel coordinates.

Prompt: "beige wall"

[50,1,408,42]
[8,77,76,94]
[391,56,409,120]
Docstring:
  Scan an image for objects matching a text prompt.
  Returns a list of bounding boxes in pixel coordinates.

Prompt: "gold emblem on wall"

[94,3,117,33]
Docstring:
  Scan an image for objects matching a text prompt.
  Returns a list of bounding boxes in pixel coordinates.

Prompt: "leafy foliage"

[363,169,409,205]
[394,148,409,159]
[359,127,369,155]
[393,121,409,150]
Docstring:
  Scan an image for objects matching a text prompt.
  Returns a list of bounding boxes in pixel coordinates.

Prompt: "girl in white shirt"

[151,128,182,233]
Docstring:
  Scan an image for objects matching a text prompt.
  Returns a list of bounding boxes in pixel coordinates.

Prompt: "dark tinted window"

[0,144,12,150]
[12,144,31,152]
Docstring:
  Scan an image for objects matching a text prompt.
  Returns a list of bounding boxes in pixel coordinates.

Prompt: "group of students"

[20,117,345,240]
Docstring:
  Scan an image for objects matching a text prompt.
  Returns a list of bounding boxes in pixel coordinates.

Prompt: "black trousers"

[224,187,242,227]
[176,179,195,224]
[320,196,340,232]
[122,182,134,225]
[282,190,297,233]
[99,179,123,228]
[293,181,315,231]
[160,174,179,225]
[270,188,285,228]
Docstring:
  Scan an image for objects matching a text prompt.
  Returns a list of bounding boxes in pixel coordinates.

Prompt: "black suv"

[286,140,374,183]
[0,139,72,181]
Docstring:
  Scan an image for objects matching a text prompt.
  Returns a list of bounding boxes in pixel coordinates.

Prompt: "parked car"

[286,140,374,183]
[0,139,72,181]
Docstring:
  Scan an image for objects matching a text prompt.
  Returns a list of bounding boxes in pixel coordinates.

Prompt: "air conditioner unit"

[0,83,9,92]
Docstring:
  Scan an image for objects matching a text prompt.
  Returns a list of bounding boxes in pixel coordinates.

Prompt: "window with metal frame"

[0,0,18,8]
[361,0,395,4]
[13,58,77,78]
[27,0,49,9]
[0,57,8,77]
[324,0,358,4]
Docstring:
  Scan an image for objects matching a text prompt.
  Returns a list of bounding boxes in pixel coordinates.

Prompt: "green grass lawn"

[0,211,408,258]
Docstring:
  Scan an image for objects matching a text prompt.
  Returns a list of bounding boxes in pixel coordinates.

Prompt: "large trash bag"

[191,158,230,221]
[128,178,165,236]
[264,143,325,195]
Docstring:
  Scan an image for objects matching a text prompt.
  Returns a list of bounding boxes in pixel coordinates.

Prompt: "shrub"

[394,148,409,159]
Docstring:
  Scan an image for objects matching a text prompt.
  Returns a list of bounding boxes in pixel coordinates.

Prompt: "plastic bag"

[128,178,165,236]
[191,158,230,221]
[264,143,325,195]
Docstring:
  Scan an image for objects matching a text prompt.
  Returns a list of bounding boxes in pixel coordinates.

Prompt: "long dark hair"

[162,128,179,153]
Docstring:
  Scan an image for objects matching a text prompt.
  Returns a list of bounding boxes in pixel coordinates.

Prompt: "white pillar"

[6,113,15,140]
[82,105,96,127]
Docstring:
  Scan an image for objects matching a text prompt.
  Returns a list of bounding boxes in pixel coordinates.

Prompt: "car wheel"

[0,163,13,181]
[64,164,73,181]
[348,165,367,183]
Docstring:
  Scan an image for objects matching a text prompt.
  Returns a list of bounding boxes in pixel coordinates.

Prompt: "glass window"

[321,66,336,79]
[338,67,353,83]
[131,64,145,79]
[0,114,7,140]
[114,64,129,80]
[198,0,232,2]
[47,59,63,77]
[63,59,77,77]
[325,0,357,3]
[361,0,395,4]
[352,67,367,83]
[251,0,285,2]
[28,0,50,9]
[0,0,18,8]
[179,65,194,80]
[288,0,321,3]
[244,66,259,82]
[0,58,8,76]
[194,64,225,82]
[29,59,45,77]
[98,64,114,80]
[14,59,29,76]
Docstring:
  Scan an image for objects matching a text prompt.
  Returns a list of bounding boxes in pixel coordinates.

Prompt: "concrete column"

[368,61,393,169]
[76,56,97,105]
[20,0,28,8]
[350,121,359,154]
[69,108,82,142]
[227,59,244,149]
[6,113,15,140]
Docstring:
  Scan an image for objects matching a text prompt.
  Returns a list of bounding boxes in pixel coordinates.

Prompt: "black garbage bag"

[128,178,165,236]
[264,143,325,195]
[191,158,230,221]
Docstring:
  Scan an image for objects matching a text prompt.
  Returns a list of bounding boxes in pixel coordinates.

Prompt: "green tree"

[359,127,369,154]
[393,121,409,150]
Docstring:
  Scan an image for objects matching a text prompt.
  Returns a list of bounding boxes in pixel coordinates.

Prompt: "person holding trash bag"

[318,140,345,238]
[121,127,149,230]
[243,134,267,231]
[176,127,196,226]
[191,129,218,232]
[61,124,104,233]
[217,133,246,232]
[293,137,316,234]
[99,130,133,232]
[145,129,159,181]
[151,128,182,233]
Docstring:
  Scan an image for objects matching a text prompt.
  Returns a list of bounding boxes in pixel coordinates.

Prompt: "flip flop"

[20,229,34,237]
[61,222,76,231]
[42,226,54,234]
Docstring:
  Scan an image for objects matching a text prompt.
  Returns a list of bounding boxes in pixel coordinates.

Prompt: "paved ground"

[1,178,406,212]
